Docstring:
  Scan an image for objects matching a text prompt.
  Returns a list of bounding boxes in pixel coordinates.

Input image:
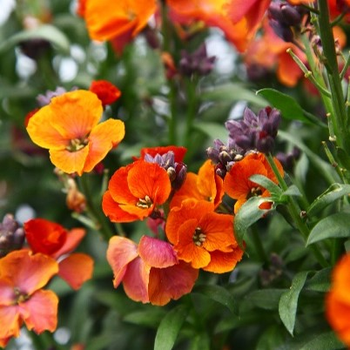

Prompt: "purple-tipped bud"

[36,87,67,106]
[173,162,187,190]
[0,214,25,257]
[269,19,294,42]
[276,147,301,172]
[281,4,302,26]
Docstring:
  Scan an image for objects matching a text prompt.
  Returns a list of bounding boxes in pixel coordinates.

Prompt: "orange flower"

[107,235,198,305]
[326,253,350,346]
[166,199,243,273]
[82,0,157,54]
[168,0,270,52]
[89,80,121,107]
[24,218,94,290]
[223,152,284,213]
[244,21,306,87]
[170,159,224,209]
[0,250,59,347]
[102,160,172,223]
[26,90,125,175]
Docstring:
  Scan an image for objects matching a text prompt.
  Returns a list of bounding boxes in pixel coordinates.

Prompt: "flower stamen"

[193,227,206,246]
[66,137,89,152]
[136,195,153,209]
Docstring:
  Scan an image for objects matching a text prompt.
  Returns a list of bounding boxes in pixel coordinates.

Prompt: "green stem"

[266,154,328,268]
[184,76,198,153]
[80,175,114,240]
[249,224,269,265]
[317,0,349,149]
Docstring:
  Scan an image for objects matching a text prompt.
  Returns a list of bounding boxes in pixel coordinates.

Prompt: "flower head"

[326,253,350,346]
[107,235,198,305]
[166,199,243,273]
[24,219,94,290]
[0,250,59,347]
[89,80,121,107]
[223,152,283,213]
[26,90,125,175]
[102,160,172,222]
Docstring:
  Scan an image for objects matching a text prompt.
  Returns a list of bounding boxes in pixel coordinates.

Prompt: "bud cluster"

[144,151,187,190]
[268,1,305,42]
[179,44,216,77]
[0,214,25,257]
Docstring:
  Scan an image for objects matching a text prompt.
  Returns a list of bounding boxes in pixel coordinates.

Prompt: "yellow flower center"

[13,287,29,304]
[193,227,206,246]
[136,195,153,209]
[66,137,89,152]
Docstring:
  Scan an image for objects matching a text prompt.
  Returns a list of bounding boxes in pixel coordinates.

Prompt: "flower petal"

[58,253,94,290]
[123,257,150,304]
[0,250,58,295]
[0,278,16,306]
[83,118,125,173]
[138,236,178,268]
[106,236,138,288]
[202,248,244,273]
[148,261,199,306]
[0,305,21,340]
[52,228,86,258]
[19,289,58,334]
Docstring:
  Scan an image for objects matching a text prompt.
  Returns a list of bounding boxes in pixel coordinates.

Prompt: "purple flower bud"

[281,4,302,26]
[0,214,25,257]
[36,87,68,106]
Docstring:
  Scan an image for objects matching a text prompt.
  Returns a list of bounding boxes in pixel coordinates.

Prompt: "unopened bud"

[0,214,25,257]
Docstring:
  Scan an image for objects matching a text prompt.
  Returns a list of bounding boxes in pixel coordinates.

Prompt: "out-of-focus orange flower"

[326,253,350,346]
[166,199,243,273]
[82,0,157,54]
[102,160,172,223]
[170,159,224,209]
[107,235,198,305]
[26,90,125,176]
[168,0,271,52]
[245,21,305,87]
[89,80,122,107]
[24,219,94,290]
[0,250,59,347]
[223,152,284,213]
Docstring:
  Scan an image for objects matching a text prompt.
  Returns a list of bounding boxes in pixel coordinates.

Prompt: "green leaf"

[193,122,227,141]
[154,305,189,350]
[123,309,166,328]
[256,88,324,126]
[201,83,267,107]
[234,196,273,247]
[305,268,332,292]
[307,212,350,245]
[249,174,283,201]
[307,183,350,217]
[282,185,302,198]
[193,284,238,314]
[256,325,287,350]
[188,333,211,350]
[0,24,70,54]
[279,271,309,336]
[245,289,287,310]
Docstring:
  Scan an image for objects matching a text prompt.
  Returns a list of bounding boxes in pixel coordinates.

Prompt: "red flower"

[89,80,121,106]
[24,218,94,290]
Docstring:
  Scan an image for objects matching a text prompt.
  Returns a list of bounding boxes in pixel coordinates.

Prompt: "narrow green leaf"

[0,24,70,54]
[307,212,350,245]
[123,309,166,328]
[282,185,302,198]
[307,183,350,217]
[305,268,332,292]
[256,325,287,350]
[245,289,287,310]
[249,174,283,200]
[154,305,189,350]
[193,284,238,314]
[201,83,267,107]
[234,196,273,247]
[279,271,309,336]
[257,88,323,126]
[299,331,345,350]
[188,333,211,350]
[193,122,227,141]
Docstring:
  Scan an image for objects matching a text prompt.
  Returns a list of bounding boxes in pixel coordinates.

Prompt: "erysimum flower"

[166,199,243,273]
[170,159,224,209]
[102,160,172,222]
[107,235,198,306]
[82,0,157,54]
[24,218,94,290]
[223,152,284,213]
[26,90,125,176]
[168,0,271,52]
[89,80,121,107]
[326,253,350,346]
[0,250,59,347]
